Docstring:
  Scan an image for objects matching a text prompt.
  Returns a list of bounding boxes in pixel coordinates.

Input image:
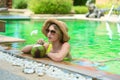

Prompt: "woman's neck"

[51,41,62,49]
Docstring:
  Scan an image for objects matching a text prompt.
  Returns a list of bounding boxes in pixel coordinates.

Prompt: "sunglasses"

[46,29,56,34]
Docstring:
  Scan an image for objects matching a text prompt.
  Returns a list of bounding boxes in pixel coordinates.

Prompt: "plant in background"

[28,0,73,14]
[73,0,87,6]
[0,0,6,7]
[73,6,88,14]
[12,0,28,9]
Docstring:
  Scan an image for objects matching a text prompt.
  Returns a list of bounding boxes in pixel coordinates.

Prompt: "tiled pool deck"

[31,14,120,23]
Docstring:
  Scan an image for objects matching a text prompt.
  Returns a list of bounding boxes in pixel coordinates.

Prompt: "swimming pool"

[0,19,120,74]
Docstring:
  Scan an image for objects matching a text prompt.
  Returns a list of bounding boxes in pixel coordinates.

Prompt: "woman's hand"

[36,38,45,45]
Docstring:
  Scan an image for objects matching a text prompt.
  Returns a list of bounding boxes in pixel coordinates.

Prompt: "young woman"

[21,18,71,62]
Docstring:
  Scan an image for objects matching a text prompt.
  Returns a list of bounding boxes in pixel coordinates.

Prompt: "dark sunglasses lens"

[46,29,56,34]
[51,30,56,34]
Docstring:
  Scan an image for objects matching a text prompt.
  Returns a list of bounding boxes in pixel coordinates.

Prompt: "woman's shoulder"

[63,42,70,45]
[62,42,70,48]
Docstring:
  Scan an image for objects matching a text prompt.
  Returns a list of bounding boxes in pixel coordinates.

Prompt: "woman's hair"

[42,18,70,42]
[48,23,64,43]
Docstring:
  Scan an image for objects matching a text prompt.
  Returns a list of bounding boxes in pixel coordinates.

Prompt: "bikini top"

[46,43,52,54]
[46,43,72,61]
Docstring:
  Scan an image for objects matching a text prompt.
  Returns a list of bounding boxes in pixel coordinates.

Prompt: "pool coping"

[30,14,120,23]
[6,9,120,23]
[16,53,120,80]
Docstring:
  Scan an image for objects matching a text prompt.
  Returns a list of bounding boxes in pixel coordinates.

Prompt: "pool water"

[0,19,120,74]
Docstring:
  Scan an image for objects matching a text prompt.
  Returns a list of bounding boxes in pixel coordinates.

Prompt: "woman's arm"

[21,38,45,53]
[47,42,70,62]
[21,45,33,53]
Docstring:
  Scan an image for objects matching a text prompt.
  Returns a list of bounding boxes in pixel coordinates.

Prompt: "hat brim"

[42,18,70,42]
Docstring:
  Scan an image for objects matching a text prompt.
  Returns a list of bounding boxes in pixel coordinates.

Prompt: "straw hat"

[42,18,70,42]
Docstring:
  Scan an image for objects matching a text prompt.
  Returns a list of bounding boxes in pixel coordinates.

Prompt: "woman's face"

[46,25,60,43]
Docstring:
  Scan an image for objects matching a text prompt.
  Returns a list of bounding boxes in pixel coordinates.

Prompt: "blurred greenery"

[73,6,88,14]
[28,0,73,14]
[12,0,28,9]
[73,0,87,6]
[11,0,120,14]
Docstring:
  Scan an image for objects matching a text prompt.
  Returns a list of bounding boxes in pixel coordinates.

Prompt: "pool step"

[0,36,25,43]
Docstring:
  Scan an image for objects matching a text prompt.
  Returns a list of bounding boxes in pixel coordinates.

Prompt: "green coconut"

[31,44,46,58]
